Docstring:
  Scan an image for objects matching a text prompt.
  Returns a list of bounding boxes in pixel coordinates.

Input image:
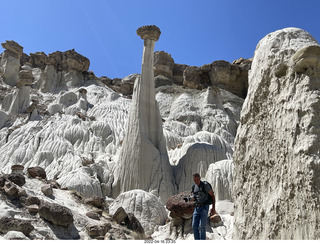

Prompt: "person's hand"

[210,208,216,215]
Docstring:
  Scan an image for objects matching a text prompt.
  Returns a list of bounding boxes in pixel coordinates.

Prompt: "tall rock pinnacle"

[112,25,177,203]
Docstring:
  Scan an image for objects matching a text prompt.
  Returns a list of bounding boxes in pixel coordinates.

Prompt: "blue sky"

[1,0,320,78]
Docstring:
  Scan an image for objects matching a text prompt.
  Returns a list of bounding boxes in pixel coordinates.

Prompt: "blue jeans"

[192,204,209,240]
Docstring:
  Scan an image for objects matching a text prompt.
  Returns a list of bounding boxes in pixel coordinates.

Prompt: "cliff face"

[153,51,251,99]
[0,28,245,239]
[0,37,241,206]
[233,28,320,239]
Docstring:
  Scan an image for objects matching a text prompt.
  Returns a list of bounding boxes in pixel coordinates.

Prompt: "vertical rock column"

[0,41,33,114]
[233,28,320,239]
[113,25,177,203]
[0,41,23,86]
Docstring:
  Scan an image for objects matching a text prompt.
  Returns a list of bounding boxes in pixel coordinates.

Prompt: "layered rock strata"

[112,25,177,202]
[233,28,320,239]
[152,51,251,98]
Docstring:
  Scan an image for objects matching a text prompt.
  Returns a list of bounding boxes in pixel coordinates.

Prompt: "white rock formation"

[0,110,8,129]
[174,132,233,192]
[109,189,168,235]
[0,36,242,240]
[205,159,233,201]
[112,25,177,202]
[233,28,320,239]
[2,86,30,114]
[0,41,23,86]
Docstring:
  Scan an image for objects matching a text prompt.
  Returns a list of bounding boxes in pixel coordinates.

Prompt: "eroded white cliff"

[0,36,242,239]
[233,28,320,239]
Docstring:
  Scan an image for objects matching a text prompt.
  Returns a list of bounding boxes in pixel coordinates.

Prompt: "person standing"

[191,173,216,240]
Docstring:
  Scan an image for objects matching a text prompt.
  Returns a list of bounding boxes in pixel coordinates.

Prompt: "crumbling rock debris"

[84,196,105,209]
[86,223,112,238]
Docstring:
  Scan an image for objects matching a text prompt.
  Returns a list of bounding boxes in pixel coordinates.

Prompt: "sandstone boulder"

[209,213,223,228]
[166,191,195,220]
[0,216,34,236]
[86,211,100,220]
[23,196,41,206]
[84,196,105,209]
[86,223,112,238]
[39,202,73,227]
[7,173,26,187]
[27,166,47,179]
[41,184,53,196]
[4,181,19,197]
[112,206,128,224]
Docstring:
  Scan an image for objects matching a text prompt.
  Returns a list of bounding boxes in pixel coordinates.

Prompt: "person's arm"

[208,190,216,215]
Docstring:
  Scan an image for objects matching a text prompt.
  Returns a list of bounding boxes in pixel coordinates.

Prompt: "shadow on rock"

[47,222,80,240]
